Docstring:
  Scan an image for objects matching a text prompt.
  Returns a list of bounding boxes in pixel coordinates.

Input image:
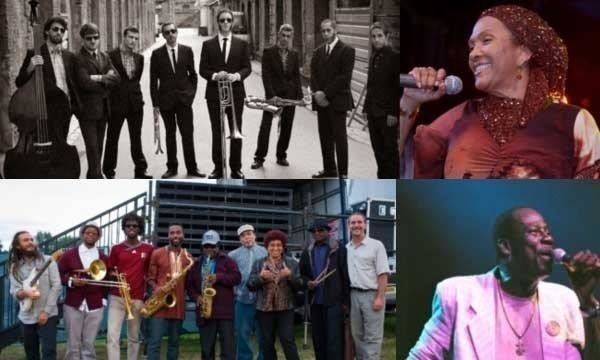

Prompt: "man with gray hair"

[228,224,267,360]
[251,24,303,171]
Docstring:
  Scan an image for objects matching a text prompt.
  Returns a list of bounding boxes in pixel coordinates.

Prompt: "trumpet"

[218,79,243,179]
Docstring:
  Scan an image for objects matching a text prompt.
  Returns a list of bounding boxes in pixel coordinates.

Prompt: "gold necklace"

[498,282,538,357]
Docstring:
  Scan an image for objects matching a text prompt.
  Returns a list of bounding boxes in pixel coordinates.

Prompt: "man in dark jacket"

[103,27,151,179]
[310,19,355,179]
[73,23,120,178]
[364,22,401,179]
[299,219,350,360]
[251,23,303,170]
[185,230,241,360]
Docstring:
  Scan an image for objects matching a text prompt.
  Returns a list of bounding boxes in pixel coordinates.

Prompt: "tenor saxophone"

[140,250,194,318]
[200,257,217,319]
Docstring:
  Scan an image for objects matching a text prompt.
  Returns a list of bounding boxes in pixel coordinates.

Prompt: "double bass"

[3,0,80,178]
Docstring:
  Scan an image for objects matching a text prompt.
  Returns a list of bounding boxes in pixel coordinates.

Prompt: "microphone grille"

[444,75,463,95]
[552,248,566,263]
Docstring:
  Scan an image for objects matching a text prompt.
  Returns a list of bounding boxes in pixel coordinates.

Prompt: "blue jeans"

[234,301,264,360]
[147,317,182,360]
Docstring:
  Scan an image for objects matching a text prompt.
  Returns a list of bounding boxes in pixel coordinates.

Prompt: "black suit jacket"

[108,48,144,115]
[310,40,355,112]
[364,46,401,118]
[199,35,251,102]
[73,48,120,121]
[261,46,302,100]
[150,44,198,109]
[16,43,82,114]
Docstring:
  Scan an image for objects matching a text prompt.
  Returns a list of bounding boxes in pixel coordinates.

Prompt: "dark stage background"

[397,181,600,356]
[400,0,600,126]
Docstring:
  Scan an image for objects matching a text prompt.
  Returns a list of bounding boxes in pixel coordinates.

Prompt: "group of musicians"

[13,8,400,179]
[8,212,390,360]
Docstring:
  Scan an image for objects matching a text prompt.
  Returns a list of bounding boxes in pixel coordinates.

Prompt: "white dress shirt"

[76,243,103,312]
[166,43,178,72]
[211,33,241,82]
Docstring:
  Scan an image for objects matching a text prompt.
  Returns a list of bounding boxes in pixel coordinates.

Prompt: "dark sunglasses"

[124,224,140,228]
[51,27,66,33]
[312,228,328,233]
[85,35,99,41]
[219,18,233,23]
[203,244,217,249]
[163,29,178,35]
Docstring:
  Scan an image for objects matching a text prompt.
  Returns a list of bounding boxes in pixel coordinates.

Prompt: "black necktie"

[171,48,177,72]
[222,38,228,64]
[326,44,330,56]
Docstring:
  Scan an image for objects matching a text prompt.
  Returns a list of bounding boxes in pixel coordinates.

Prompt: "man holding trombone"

[200,8,251,179]
[251,24,303,171]
[106,213,154,360]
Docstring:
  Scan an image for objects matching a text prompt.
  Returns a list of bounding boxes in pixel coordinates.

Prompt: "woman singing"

[399,4,600,179]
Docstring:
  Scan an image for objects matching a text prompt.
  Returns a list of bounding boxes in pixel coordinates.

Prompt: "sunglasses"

[312,228,328,233]
[124,224,140,228]
[219,18,233,23]
[85,35,99,41]
[51,27,66,33]
[203,244,217,249]
[163,29,178,35]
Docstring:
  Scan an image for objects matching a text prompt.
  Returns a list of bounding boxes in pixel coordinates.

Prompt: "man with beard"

[103,27,152,179]
[16,16,81,143]
[186,230,241,360]
[58,223,108,360]
[251,24,303,170]
[299,219,350,360]
[106,212,154,360]
[409,207,600,359]
[200,8,252,179]
[8,231,62,360]
[346,212,389,360]
[146,224,193,360]
[73,23,120,178]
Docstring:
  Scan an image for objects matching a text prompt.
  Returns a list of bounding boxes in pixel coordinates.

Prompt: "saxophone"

[140,250,193,318]
[201,256,217,318]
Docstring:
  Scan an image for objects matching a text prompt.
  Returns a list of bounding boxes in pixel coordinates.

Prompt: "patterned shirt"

[120,44,136,79]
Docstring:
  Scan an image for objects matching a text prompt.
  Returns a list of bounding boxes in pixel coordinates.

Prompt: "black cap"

[308,219,331,232]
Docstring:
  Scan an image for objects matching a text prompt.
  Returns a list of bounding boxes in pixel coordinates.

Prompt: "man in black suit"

[364,22,401,179]
[150,22,204,179]
[310,19,355,179]
[103,27,151,179]
[16,16,81,143]
[200,8,252,179]
[73,23,120,179]
[251,24,302,170]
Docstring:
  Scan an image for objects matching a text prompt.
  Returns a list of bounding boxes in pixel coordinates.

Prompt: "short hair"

[264,229,288,248]
[216,8,234,21]
[80,23,99,38]
[321,18,337,29]
[348,211,367,221]
[492,207,527,259]
[370,21,389,36]
[161,22,175,33]
[279,24,294,34]
[123,27,139,37]
[44,16,68,34]
[121,212,145,233]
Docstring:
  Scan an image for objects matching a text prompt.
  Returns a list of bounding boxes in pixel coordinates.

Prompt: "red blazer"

[58,246,108,310]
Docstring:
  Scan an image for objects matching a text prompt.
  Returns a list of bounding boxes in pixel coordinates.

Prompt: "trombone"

[218,79,243,179]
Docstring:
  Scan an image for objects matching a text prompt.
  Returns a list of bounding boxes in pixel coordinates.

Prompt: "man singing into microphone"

[409,207,600,359]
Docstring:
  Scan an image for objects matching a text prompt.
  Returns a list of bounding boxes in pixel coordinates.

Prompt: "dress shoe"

[187,169,206,178]
[161,169,177,179]
[105,174,115,179]
[251,160,264,169]
[231,170,245,179]
[276,159,289,166]
[312,170,337,178]
[134,172,153,179]
[208,170,223,179]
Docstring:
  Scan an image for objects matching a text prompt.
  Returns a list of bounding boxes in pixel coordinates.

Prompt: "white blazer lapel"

[465,271,497,360]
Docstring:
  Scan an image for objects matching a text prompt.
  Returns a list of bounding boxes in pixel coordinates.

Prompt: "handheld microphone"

[399,74,463,95]
[553,248,600,273]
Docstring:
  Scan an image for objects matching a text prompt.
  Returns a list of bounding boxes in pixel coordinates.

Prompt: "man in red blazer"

[58,223,108,360]
[199,8,252,179]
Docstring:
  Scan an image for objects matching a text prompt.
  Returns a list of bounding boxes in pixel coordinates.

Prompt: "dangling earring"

[516,65,523,80]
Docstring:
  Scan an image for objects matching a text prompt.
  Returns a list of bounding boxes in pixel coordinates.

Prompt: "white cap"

[237,224,255,236]
[202,230,220,245]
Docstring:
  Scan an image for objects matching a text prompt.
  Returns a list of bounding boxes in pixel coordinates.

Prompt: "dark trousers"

[311,303,345,360]
[254,106,295,162]
[207,97,244,173]
[257,309,300,360]
[147,317,181,360]
[367,115,399,178]
[103,109,148,177]
[199,319,235,360]
[22,315,58,360]
[317,107,348,175]
[161,102,197,172]
[79,114,107,179]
